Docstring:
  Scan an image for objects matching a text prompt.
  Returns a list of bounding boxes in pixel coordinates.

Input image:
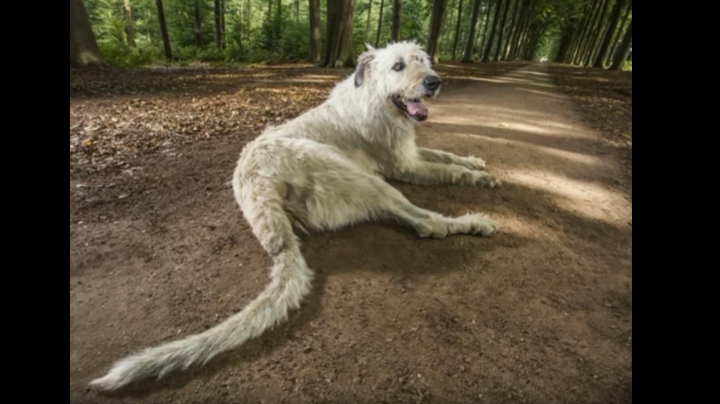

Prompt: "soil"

[70,61,632,404]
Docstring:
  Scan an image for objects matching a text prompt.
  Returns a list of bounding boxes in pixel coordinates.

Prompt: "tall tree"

[193,0,203,47]
[375,0,385,47]
[606,0,631,65]
[482,0,502,61]
[391,0,402,42]
[584,0,611,65]
[480,0,494,58]
[156,0,172,59]
[325,0,356,67]
[503,0,521,59]
[569,0,597,64]
[493,0,511,61]
[508,0,529,60]
[427,0,449,64]
[462,0,482,62]
[70,0,102,65]
[576,0,604,64]
[309,0,322,63]
[593,0,625,67]
[122,0,136,47]
[610,18,631,70]
[214,0,222,48]
[452,0,465,60]
[365,0,374,38]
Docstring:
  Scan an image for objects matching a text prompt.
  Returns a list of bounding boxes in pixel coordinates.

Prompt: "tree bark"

[122,0,136,47]
[577,0,605,64]
[493,0,511,61]
[606,0,631,65]
[452,0,464,60]
[156,0,172,59]
[325,0,356,67]
[70,0,102,65]
[584,0,611,65]
[480,0,494,58]
[365,0,373,38]
[508,0,529,60]
[503,0,521,59]
[610,18,631,70]
[214,0,222,48]
[568,0,596,64]
[391,0,402,42]
[221,0,226,49]
[194,0,203,47]
[462,0,482,62]
[482,0,502,61]
[375,0,385,47]
[309,0,322,63]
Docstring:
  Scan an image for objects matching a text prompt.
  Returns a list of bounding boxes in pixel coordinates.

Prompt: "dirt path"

[70,64,632,404]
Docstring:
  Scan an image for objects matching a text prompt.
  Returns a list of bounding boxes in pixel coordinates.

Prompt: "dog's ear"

[354,47,375,88]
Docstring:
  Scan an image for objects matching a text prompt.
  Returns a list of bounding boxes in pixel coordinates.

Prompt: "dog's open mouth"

[391,95,429,122]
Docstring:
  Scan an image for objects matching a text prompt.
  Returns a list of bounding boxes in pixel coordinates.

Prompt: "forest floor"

[70,60,632,404]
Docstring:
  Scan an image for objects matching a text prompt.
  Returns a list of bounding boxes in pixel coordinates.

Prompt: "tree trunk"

[122,0,136,47]
[365,0,373,38]
[70,0,102,65]
[462,0,482,62]
[452,0,464,60]
[156,0,172,59]
[221,0,226,49]
[569,0,596,64]
[375,0,385,47]
[493,0,511,61]
[554,23,574,63]
[508,0,529,60]
[577,0,604,64]
[610,19,631,70]
[309,0,322,63]
[482,0,502,61]
[427,0,449,64]
[296,0,300,21]
[503,0,521,59]
[326,0,356,68]
[480,0,493,58]
[214,0,222,48]
[194,0,203,47]
[584,0,611,66]
[391,0,402,42]
[606,0,631,65]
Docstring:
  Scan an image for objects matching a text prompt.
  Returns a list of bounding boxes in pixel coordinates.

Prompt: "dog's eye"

[392,62,405,72]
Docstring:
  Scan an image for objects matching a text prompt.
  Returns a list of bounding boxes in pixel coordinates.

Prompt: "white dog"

[90,41,502,391]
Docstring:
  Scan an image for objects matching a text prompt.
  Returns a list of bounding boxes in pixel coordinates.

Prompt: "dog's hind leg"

[293,169,498,239]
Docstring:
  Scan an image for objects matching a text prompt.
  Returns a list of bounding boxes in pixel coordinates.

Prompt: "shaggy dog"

[90,41,502,391]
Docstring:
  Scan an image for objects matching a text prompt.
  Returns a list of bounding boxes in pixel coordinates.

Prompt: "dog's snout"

[423,75,442,91]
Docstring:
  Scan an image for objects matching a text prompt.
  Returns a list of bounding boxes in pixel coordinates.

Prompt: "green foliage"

[80,0,627,67]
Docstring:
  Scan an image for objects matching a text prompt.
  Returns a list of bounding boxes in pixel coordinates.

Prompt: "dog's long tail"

[89,176,313,391]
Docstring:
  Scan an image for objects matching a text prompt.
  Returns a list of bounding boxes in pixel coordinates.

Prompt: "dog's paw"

[473,172,502,189]
[464,156,487,171]
[415,219,449,239]
[451,213,499,237]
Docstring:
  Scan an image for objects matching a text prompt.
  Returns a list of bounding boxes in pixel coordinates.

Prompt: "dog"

[90,41,502,391]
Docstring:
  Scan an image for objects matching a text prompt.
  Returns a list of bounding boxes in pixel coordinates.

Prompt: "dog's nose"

[423,76,442,91]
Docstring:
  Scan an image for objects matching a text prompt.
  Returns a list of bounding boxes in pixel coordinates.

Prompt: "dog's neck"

[326,76,417,145]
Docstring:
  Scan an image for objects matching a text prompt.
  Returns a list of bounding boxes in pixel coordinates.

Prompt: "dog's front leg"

[417,147,487,171]
[391,160,501,188]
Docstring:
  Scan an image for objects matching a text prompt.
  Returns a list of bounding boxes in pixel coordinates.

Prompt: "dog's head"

[354,41,441,122]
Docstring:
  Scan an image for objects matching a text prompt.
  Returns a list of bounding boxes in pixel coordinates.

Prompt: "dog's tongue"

[406,101,428,117]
